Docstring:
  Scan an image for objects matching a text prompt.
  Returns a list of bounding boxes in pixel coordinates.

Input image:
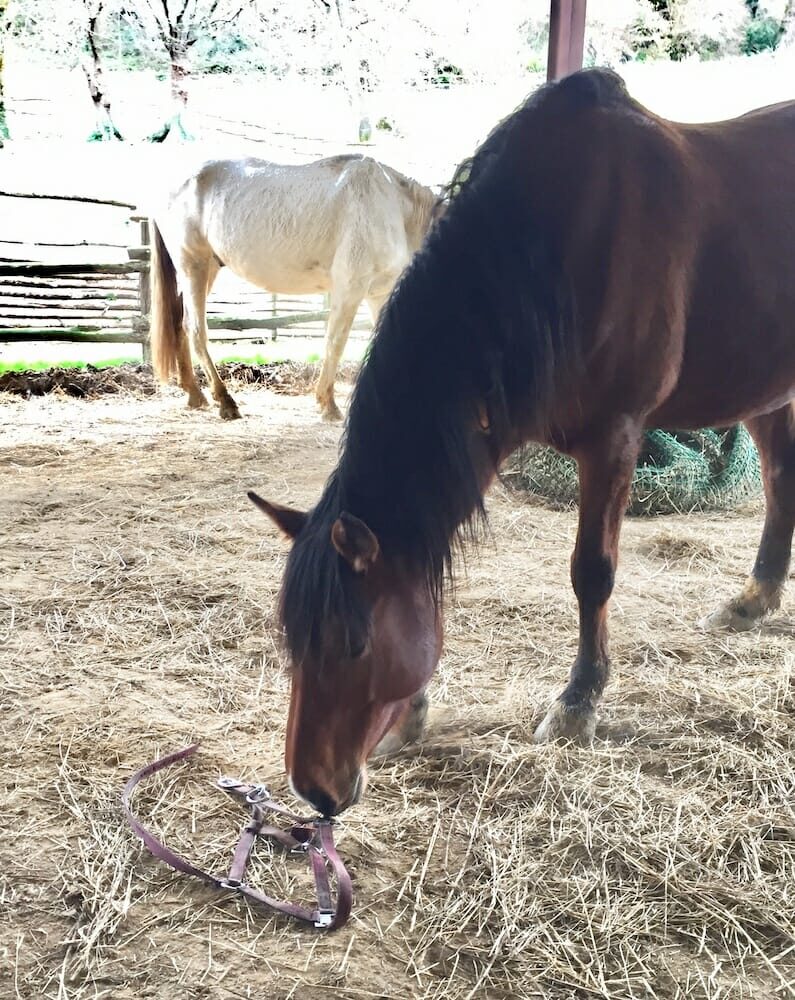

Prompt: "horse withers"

[148,155,439,420]
[251,69,795,817]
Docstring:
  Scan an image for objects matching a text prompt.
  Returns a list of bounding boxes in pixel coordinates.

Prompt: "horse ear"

[247,492,307,539]
[331,512,379,573]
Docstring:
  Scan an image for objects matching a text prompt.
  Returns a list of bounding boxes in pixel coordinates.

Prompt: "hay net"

[508,427,762,515]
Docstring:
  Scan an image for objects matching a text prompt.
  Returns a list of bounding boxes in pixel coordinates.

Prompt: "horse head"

[250,492,441,817]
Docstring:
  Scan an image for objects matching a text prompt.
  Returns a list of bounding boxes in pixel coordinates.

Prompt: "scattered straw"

[1,383,792,998]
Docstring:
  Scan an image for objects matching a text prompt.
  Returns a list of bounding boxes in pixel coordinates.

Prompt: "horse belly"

[215,244,333,295]
[649,297,795,429]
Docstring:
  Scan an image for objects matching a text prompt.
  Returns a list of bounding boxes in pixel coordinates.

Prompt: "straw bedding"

[1,374,793,999]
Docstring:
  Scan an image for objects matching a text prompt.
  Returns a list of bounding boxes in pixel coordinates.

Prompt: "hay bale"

[508,427,762,515]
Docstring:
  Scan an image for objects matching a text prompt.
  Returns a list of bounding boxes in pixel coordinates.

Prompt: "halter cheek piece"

[121,743,352,931]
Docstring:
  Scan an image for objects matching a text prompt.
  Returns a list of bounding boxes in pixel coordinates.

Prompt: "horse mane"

[378,162,442,241]
[280,72,624,666]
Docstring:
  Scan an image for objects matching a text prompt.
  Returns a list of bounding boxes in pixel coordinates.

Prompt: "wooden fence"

[0,202,371,355]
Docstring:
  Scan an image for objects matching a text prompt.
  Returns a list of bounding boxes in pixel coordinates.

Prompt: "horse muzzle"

[289,767,365,817]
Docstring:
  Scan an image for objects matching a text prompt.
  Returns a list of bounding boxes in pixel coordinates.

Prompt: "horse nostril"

[306,787,337,818]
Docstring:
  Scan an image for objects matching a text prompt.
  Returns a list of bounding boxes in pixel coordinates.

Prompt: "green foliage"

[741,14,782,52]
[426,60,465,88]
[2,0,792,105]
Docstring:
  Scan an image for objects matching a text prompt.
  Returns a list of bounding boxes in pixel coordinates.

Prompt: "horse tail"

[148,220,184,383]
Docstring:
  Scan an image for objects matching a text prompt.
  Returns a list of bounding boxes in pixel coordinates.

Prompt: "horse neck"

[335,302,501,582]
[402,180,439,250]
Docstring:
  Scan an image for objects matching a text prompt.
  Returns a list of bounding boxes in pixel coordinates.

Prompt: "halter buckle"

[217,776,239,789]
[314,910,334,928]
[245,784,272,805]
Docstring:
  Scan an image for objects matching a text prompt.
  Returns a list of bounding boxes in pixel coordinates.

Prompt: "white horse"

[149,155,439,420]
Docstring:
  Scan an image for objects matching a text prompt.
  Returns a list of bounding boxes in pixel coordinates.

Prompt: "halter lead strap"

[121,743,352,931]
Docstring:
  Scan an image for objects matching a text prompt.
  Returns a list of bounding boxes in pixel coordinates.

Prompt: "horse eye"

[345,623,371,659]
[348,635,368,659]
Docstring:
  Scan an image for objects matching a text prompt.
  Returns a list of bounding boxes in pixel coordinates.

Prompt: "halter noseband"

[121,743,352,931]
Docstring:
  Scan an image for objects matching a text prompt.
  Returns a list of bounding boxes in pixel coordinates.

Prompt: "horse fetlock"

[534,697,597,745]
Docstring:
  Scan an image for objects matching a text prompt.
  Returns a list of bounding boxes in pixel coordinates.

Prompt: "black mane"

[278,72,615,665]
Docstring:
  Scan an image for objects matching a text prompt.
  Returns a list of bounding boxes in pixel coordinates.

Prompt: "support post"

[138,218,151,364]
[547,0,588,81]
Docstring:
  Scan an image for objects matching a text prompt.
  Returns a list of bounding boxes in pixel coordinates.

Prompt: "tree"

[0,0,9,143]
[121,0,247,141]
[310,0,373,140]
[780,0,795,44]
[80,0,124,140]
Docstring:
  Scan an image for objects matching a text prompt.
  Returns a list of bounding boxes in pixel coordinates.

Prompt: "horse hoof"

[534,699,596,745]
[219,401,241,420]
[321,404,343,422]
[699,604,760,632]
[186,393,209,410]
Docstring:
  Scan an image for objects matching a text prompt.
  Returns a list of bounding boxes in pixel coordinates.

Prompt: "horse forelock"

[279,477,371,671]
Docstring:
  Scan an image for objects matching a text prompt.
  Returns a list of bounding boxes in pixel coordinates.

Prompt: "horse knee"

[571,550,615,609]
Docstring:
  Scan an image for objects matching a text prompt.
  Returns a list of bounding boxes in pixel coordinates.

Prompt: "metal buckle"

[314,910,333,929]
[245,784,272,805]
[219,877,242,890]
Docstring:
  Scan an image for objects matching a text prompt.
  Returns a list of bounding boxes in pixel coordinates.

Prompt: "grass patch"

[217,351,321,364]
[0,352,325,375]
[0,357,138,374]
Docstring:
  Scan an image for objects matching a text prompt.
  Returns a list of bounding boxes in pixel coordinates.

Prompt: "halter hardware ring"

[245,784,272,804]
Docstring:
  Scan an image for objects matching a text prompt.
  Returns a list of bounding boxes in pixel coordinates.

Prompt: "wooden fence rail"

[0,214,373,355]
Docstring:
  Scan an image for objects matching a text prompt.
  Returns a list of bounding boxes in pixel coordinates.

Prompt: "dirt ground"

[1,374,793,1000]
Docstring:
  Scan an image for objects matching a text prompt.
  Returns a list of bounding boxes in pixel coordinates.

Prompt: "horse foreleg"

[175,333,208,410]
[372,690,429,757]
[701,405,795,631]
[535,419,643,744]
[315,296,361,421]
[183,260,240,420]
[365,293,389,325]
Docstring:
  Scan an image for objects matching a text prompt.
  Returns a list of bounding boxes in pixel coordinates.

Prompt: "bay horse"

[250,69,795,817]
[148,155,438,420]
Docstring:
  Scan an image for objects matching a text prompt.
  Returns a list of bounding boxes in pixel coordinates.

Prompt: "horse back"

[656,102,795,426]
[161,155,426,296]
[514,71,795,436]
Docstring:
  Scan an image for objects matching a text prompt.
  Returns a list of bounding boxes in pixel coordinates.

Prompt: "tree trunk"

[148,35,193,142]
[83,8,123,141]
[781,0,795,45]
[327,0,370,143]
[0,0,9,143]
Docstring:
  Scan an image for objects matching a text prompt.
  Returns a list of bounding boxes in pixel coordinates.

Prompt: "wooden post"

[138,218,151,364]
[547,0,588,81]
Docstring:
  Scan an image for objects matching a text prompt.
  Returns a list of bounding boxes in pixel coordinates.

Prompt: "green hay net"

[508,427,762,516]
